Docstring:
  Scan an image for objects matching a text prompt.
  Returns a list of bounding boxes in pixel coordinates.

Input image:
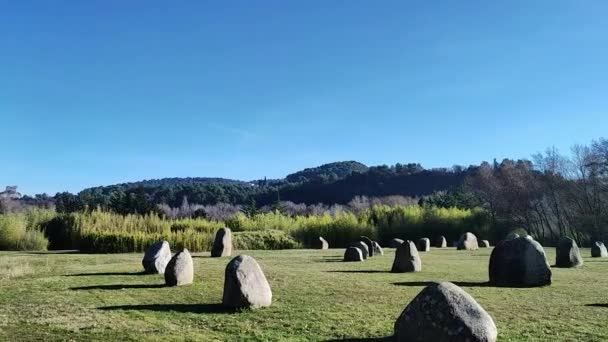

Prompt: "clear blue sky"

[2,1,607,195]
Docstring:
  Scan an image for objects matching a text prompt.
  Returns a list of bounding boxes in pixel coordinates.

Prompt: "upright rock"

[417,238,430,252]
[489,237,551,287]
[315,236,329,250]
[555,237,583,267]
[591,241,608,258]
[391,240,421,273]
[479,240,491,248]
[389,238,404,248]
[358,236,374,257]
[344,247,364,262]
[457,232,479,251]
[435,236,447,248]
[142,240,172,274]
[372,241,384,256]
[351,241,369,259]
[211,228,233,257]
[394,282,497,342]
[165,248,194,286]
[222,255,272,309]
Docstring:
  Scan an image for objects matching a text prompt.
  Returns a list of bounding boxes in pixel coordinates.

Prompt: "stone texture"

[315,236,329,250]
[457,232,479,251]
[417,238,430,252]
[389,238,405,248]
[351,241,369,259]
[164,248,194,286]
[372,241,384,256]
[506,233,520,240]
[394,282,497,342]
[222,255,272,309]
[479,240,491,248]
[211,228,233,257]
[344,247,364,262]
[142,240,172,274]
[591,241,608,258]
[358,236,374,257]
[435,236,447,248]
[391,240,421,273]
[489,237,551,287]
[555,237,583,268]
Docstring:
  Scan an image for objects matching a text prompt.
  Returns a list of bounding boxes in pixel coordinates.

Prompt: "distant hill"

[73,161,474,209]
[285,161,369,183]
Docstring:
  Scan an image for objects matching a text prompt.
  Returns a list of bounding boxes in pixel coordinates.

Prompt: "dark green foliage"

[233,230,301,250]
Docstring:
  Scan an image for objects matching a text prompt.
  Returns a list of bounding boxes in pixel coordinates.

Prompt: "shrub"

[18,230,48,251]
[0,215,26,250]
[234,230,301,250]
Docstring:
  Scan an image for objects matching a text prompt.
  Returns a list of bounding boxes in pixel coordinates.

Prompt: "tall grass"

[1,205,491,253]
[0,211,50,251]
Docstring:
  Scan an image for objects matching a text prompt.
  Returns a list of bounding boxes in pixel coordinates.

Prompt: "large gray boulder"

[435,236,447,248]
[142,240,172,274]
[479,240,491,248]
[591,241,608,258]
[391,240,421,273]
[372,241,384,256]
[344,247,364,262]
[358,236,374,257]
[315,236,329,250]
[222,255,272,309]
[389,238,404,248]
[211,228,233,257]
[164,248,194,286]
[351,241,369,259]
[394,282,497,342]
[457,232,479,251]
[555,237,583,267]
[489,237,551,287]
[417,238,430,252]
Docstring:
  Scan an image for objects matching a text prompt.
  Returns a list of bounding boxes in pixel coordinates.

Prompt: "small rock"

[222,255,272,309]
[142,240,172,274]
[391,240,421,273]
[211,228,233,257]
[344,247,364,262]
[165,248,194,286]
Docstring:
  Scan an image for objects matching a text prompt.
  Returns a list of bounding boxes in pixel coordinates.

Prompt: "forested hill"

[69,161,474,210]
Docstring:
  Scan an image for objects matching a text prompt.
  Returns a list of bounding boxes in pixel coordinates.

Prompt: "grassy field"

[1,247,607,341]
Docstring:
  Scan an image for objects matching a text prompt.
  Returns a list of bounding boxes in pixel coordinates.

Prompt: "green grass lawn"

[1,247,607,341]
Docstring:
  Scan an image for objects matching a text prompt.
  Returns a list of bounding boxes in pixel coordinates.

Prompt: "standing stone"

[434,236,447,248]
[506,232,520,240]
[344,247,364,262]
[591,241,608,258]
[351,241,369,259]
[211,228,233,257]
[222,255,272,309]
[524,235,534,240]
[142,240,172,274]
[358,236,374,257]
[391,240,421,273]
[417,238,430,252]
[389,238,405,248]
[394,282,497,342]
[479,240,491,248]
[489,237,551,287]
[315,236,329,250]
[457,232,479,251]
[555,237,583,267]
[372,241,384,256]
[165,248,194,286]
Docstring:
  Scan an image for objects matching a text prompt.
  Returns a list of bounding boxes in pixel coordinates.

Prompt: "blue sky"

[2,1,607,195]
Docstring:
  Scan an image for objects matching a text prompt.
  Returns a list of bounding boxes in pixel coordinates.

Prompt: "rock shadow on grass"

[65,271,146,277]
[70,284,166,290]
[324,337,393,341]
[585,304,608,308]
[98,303,235,314]
[327,270,391,274]
[392,281,491,287]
